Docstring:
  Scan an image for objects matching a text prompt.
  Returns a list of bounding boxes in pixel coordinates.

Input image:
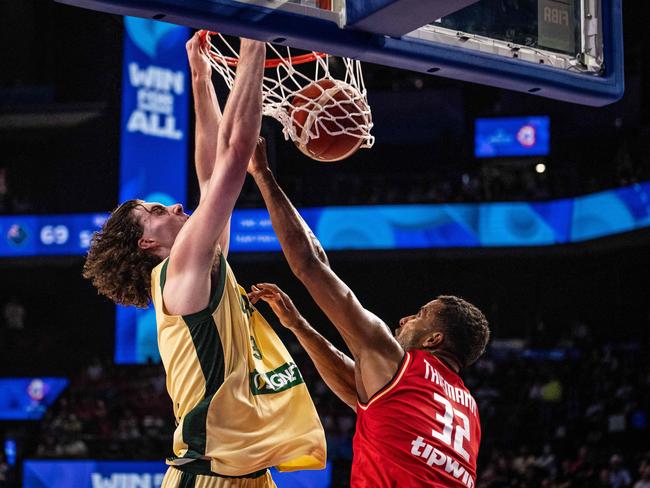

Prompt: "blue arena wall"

[22,460,331,488]
[1,181,649,258]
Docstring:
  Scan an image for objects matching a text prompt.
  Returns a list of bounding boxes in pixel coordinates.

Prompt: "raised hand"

[186,31,212,80]
[247,137,270,177]
[248,282,305,330]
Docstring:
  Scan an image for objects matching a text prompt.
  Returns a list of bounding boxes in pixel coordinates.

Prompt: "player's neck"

[429,350,461,374]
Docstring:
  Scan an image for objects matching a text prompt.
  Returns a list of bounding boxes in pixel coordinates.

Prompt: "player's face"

[394,300,443,350]
[132,201,189,254]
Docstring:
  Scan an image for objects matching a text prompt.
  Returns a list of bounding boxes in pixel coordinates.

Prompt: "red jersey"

[351,350,481,487]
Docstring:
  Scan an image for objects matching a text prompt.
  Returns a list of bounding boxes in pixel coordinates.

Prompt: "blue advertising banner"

[475,116,550,158]
[0,378,68,421]
[1,182,649,258]
[22,460,332,488]
[117,17,190,364]
[23,461,167,488]
[0,214,106,257]
[119,17,189,205]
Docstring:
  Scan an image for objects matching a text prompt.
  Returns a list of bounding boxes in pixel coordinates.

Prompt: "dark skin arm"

[248,282,358,411]
[248,140,404,402]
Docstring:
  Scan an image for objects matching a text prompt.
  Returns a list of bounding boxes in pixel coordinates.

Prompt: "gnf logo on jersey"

[250,362,305,395]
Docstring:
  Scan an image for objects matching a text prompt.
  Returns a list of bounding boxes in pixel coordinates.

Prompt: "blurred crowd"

[3,130,650,213]
[10,326,646,487]
[33,359,170,460]
[466,339,649,487]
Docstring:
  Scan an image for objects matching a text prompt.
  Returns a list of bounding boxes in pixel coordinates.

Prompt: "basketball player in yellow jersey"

[83,33,326,487]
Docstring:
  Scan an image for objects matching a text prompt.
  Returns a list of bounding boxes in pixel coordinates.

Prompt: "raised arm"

[248,141,403,401]
[248,283,357,411]
[189,32,222,194]
[187,33,230,256]
[163,39,266,316]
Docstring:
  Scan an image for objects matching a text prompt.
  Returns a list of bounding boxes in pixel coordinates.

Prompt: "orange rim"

[199,30,327,68]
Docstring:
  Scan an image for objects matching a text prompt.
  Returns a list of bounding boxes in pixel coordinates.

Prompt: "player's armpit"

[218,219,231,259]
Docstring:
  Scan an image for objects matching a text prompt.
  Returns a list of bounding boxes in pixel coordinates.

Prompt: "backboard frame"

[54,0,624,106]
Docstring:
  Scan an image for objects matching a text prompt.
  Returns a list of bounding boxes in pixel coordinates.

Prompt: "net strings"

[202,34,375,148]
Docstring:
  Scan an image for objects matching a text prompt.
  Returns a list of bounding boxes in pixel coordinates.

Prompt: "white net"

[201,33,375,151]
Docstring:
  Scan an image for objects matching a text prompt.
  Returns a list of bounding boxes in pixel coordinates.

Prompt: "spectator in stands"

[0,453,8,487]
[0,166,32,214]
[635,465,650,488]
[535,444,557,479]
[512,445,536,476]
[609,454,633,488]
[2,296,25,331]
[0,167,11,214]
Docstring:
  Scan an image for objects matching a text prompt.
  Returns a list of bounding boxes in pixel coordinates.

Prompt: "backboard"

[54,0,624,106]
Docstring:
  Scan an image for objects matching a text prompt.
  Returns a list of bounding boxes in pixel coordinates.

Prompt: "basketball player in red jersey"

[247,140,490,487]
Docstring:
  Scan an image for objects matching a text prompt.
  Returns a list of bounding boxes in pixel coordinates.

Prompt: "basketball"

[290,79,371,162]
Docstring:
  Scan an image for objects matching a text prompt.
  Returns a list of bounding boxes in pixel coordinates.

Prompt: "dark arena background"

[1,1,650,487]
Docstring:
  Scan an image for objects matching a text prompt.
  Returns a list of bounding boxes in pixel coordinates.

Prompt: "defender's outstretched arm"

[164,39,266,316]
[248,283,357,410]
[248,141,403,401]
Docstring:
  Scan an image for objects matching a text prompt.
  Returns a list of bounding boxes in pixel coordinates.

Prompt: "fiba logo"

[27,379,46,402]
[517,124,537,147]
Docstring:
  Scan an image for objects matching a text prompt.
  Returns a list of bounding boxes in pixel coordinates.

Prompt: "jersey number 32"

[431,392,471,462]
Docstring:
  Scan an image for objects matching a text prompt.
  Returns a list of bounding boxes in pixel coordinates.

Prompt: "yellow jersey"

[150,254,326,477]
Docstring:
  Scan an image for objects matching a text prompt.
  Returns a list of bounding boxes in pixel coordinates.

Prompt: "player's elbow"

[217,131,257,168]
[220,142,253,170]
[292,254,325,282]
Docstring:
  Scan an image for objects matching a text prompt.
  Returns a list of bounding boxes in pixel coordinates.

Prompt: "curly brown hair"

[83,200,161,308]
[436,295,490,368]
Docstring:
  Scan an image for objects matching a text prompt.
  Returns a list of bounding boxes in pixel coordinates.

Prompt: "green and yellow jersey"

[150,254,326,477]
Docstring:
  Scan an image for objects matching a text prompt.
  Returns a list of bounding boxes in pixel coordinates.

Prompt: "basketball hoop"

[199,31,375,158]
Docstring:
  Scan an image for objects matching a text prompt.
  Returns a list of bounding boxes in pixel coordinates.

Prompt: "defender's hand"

[186,31,212,79]
[248,283,305,330]
[247,137,270,177]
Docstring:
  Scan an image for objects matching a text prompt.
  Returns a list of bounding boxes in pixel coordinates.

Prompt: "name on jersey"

[249,362,304,395]
[423,359,477,416]
[411,436,475,488]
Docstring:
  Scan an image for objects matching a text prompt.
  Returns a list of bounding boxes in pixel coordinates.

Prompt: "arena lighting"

[536,163,547,174]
